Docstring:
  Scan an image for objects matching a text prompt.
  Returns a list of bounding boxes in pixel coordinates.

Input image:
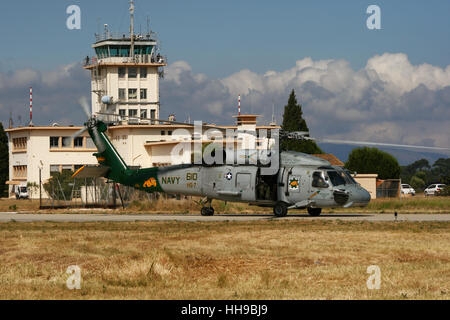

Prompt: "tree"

[0,122,8,198]
[409,175,425,191]
[400,159,430,183]
[280,89,322,154]
[345,147,401,180]
[431,158,450,184]
[43,171,79,200]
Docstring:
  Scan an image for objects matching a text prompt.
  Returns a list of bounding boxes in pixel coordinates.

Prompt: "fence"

[39,176,161,209]
[376,179,401,198]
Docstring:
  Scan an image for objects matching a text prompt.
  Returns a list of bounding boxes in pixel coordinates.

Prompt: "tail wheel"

[273,202,288,217]
[307,207,322,216]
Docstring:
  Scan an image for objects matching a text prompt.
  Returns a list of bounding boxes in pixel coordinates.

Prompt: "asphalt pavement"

[0,212,449,222]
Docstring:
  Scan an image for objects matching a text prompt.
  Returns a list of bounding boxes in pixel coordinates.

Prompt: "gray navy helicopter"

[72,98,449,217]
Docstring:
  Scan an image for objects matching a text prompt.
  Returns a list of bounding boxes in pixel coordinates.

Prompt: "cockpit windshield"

[327,171,346,186]
[343,170,357,184]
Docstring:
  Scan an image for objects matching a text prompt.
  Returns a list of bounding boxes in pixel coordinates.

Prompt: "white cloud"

[160,53,450,149]
[0,62,90,127]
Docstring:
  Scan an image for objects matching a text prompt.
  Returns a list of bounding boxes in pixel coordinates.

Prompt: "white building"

[6,126,97,197]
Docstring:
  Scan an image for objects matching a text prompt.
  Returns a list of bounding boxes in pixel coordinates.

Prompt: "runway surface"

[0,212,449,222]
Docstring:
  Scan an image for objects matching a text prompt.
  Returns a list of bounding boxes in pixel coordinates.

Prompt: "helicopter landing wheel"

[307,207,322,216]
[273,202,288,217]
[201,207,215,216]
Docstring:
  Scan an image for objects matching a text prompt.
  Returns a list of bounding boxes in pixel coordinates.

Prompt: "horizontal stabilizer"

[72,165,110,178]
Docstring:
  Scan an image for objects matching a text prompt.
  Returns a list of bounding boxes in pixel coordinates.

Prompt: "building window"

[129,109,138,120]
[13,165,27,179]
[13,137,27,151]
[50,165,60,175]
[140,67,147,78]
[61,137,71,148]
[161,131,165,136]
[119,109,127,118]
[140,109,147,118]
[128,89,137,99]
[62,165,72,173]
[128,67,137,78]
[74,137,83,148]
[140,88,147,100]
[150,109,156,124]
[118,67,126,78]
[119,88,126,100]
[168,131,173,136]
[50,137,59,148]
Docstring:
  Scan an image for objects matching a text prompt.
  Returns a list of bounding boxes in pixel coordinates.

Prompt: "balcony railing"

[94,32,157,43]
[83,54,167,67]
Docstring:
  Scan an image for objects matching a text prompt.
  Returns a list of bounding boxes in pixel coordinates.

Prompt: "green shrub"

[436,186,450,197]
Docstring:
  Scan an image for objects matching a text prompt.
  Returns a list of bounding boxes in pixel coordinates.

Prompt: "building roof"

[312,154,345,166]
[6,126,84,133]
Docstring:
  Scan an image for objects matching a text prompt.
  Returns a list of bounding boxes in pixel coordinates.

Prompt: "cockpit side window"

[327,171,346,187]
[312,171,329,188]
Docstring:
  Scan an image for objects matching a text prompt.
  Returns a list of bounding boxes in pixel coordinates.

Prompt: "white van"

[14,185,29,199]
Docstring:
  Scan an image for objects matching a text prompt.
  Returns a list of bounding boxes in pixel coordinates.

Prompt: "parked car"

[14,185,29,199]
[424,184,447,196]
[401,184,415,196]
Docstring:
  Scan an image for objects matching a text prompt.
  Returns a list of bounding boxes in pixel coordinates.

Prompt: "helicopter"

[71,98,449,217]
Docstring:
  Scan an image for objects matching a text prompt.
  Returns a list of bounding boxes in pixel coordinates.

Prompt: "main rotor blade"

[96,112,229,132]
[78,96,91,119]
[318,138,450,152]
[70,127,88,140]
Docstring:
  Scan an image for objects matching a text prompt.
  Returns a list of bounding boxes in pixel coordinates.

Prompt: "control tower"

[83,1,166,124]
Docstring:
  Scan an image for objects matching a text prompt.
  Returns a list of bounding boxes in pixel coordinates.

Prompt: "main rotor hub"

[86,117,98,130]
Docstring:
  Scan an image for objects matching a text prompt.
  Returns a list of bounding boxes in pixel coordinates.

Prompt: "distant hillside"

[318,143,449,166]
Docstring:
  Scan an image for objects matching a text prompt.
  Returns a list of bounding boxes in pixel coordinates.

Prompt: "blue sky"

[0,0,449,77]
[0,0,449,159]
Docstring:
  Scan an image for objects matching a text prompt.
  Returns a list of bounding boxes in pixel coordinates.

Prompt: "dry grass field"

[0,220,449,300]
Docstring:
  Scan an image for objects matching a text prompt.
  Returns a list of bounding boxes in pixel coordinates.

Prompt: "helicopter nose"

[351,187,371,207]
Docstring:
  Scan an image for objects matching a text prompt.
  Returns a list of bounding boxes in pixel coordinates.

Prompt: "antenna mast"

[270,102,277,126]
[29,87,33,126]
[238,94,241,116]
[129,0,135,59]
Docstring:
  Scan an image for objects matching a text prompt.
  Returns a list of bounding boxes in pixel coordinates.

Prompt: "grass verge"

[0,220,449,299]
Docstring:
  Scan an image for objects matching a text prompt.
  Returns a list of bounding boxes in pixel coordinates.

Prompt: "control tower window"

[118,88,126,100]
[128,67,137,78]
[118,67,126,78]
[128,89,137,100]
[140,67,147,79]
[129,109,138,118]
[140,89,147,100]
